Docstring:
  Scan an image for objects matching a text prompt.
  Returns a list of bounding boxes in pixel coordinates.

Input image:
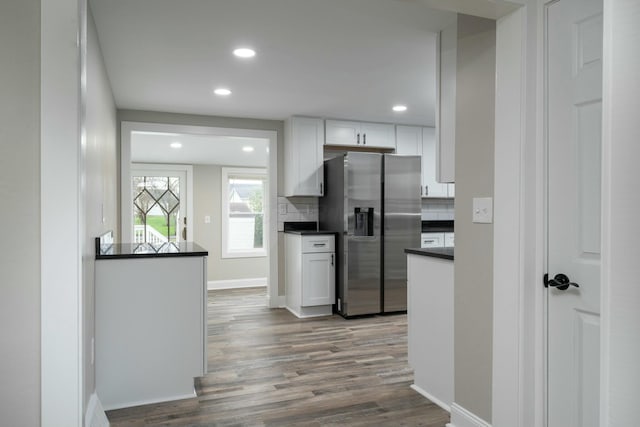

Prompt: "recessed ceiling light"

[170,142,182,149]
[242,146,255,152]
[392,105,408,112]
[233,48,256,58]
[214,88,232,96]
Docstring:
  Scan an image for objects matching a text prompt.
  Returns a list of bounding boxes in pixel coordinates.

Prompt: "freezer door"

[344,152,382,316]
[383,154,421,312]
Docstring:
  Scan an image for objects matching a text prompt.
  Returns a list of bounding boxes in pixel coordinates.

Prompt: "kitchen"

[87,0,465,423]
[10,0,635,426]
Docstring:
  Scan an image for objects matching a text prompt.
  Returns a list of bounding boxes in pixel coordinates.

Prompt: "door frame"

[125,163,193,244]
[120,121,279,307]
[42,0,637,425]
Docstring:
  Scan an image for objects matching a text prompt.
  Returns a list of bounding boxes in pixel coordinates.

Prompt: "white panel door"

[546,0,602,426]
[302,252,335,306]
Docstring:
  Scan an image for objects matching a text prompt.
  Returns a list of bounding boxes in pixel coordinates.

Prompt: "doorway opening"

[121,121,279,307]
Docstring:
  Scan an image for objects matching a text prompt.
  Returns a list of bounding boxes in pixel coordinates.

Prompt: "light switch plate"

[472,197,493,223]
[204,215,211,224]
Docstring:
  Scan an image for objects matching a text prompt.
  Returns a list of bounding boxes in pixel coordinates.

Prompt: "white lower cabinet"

[421,232,445,248]
[286,233,335,318]
[444,232,455,247]
[95,256,207,410]
[407,253,454,411]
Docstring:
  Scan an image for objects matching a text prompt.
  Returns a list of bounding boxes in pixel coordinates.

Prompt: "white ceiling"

[89,0,457,127]
[131,131,269,166]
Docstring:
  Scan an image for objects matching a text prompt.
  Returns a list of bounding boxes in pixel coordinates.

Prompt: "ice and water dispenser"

[354,207,374,236]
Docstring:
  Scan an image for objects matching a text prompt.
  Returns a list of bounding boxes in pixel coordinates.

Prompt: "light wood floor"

[106,287,450,426]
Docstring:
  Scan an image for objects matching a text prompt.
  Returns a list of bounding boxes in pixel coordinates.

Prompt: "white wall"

[0,0,41,424]
[83,7,118,408]
[601,0,640,424]
[193,164,268,281]
[453,14,496,423]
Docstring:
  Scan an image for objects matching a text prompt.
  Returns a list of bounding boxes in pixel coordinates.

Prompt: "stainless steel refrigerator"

[319,152,421,317]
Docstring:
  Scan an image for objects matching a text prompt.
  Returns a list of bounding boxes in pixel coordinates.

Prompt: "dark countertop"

[96,240,208,260]
[282,221,338,235]
[284,230,339,236]
[422,220,454,233]
[405,247,454,260]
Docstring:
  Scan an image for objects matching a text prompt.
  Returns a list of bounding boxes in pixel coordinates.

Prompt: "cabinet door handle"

[425,185,429,196]
[313,243,326,247]
[320,182,323,195]
[331,254,334,266]
[357,133,360,144]
[363,133,366,145]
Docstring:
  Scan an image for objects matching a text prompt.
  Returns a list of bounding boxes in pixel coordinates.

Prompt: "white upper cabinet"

[325,119,395,149]
[422,127,449,197]
[395,125,422,156]
[396,125,450,198]
[436,21,457,183]
[284,116,324,197]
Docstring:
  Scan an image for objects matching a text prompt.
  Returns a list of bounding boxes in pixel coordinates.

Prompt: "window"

[221,167,267,258]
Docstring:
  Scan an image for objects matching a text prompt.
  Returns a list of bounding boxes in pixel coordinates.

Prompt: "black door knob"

[546,273,579,291]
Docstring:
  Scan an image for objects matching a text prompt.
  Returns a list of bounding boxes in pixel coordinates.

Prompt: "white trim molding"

[220,166,268,259]
[410,384,451,413]
[269,295,286,308]
[447,403,492,427]
[41,0,84,425]
[208,278,267,290]
[120,121,279,309]
[85,393,109,427]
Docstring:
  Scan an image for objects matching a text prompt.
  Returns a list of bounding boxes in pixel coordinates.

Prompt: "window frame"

[221,167,268,258]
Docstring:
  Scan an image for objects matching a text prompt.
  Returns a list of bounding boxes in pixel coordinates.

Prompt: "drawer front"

[444,232,454,247]
[302,235,335,253]
[421,232,445,248]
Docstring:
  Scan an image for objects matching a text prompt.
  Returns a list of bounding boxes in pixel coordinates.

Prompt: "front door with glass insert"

[131,168,187,244]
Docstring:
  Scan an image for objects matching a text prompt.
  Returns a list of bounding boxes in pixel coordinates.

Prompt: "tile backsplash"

[421,198,454,220]
[277,197,451,229]
[277,197,319,231]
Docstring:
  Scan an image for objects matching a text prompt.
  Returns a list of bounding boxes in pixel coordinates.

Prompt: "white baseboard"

[207,278,267,290]
[446,403,492,427]
[269,295,286,308]
[102,391,196,412]
[410,384,451,413]
[285,305,333,319]
[85,393,109,427]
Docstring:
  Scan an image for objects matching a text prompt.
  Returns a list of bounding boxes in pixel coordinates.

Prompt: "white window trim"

[221,167,268,259]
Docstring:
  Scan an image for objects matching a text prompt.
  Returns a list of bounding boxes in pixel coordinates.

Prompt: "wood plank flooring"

[106,288,449,426]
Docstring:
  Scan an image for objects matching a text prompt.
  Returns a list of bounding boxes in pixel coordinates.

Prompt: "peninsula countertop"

[96,240,208,260]
[404,247,454,260]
